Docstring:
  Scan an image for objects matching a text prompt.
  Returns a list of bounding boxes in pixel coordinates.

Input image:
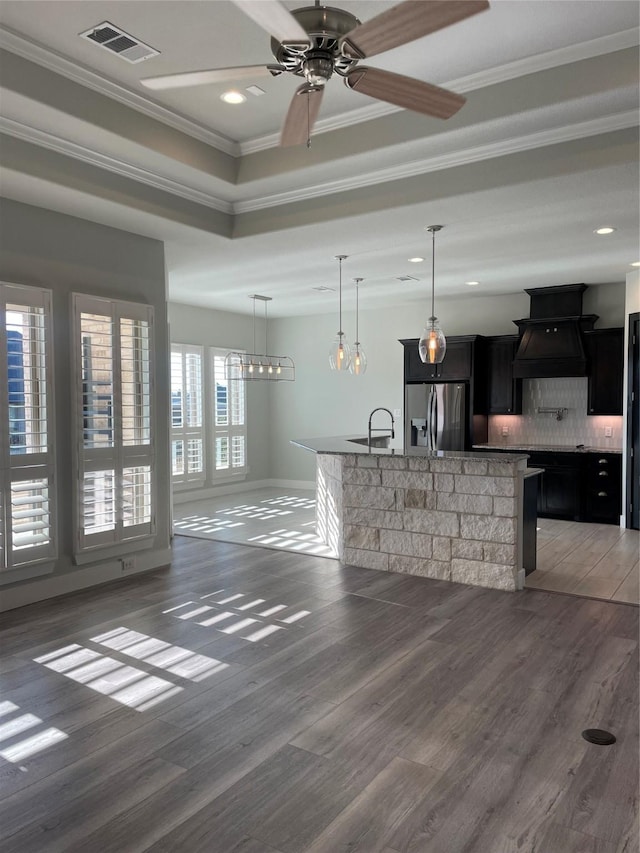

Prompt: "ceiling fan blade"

[140,65,273,91]
[342,0,489,59]
[231,0,310,45]
[345,67,465,119]
[280,85,325,147]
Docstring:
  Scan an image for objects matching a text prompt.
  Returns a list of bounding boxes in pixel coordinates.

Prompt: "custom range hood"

[512,284,597,379]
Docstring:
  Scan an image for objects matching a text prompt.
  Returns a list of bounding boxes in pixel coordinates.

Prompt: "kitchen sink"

[347,435,391,448]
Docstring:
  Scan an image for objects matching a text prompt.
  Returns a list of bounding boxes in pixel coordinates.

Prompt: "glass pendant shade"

[350,343,367,375]
[418,224,447,365]
[419,318,447,364]
[329,332,351,370]
[329,254,351,371]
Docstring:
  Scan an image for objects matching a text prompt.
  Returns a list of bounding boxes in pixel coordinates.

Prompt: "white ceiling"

[0,0,638,316]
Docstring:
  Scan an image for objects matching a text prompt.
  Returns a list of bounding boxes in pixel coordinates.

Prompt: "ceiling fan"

[141,0,490,146]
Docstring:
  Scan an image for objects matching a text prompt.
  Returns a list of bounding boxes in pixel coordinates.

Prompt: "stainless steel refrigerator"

[405,383,467,451]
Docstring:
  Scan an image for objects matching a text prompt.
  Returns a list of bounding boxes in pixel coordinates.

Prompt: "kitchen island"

[292,435,539,591]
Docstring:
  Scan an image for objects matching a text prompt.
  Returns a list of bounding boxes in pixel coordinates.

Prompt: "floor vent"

[80,22,159,64]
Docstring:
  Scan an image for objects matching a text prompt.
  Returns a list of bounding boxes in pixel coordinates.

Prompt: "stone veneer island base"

[293,437,538,592]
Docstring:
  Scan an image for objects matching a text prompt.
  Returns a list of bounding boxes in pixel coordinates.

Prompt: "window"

[0,283,56,570]
[171,345,205,485]
[211,348,246,479]
[73,295,154,551]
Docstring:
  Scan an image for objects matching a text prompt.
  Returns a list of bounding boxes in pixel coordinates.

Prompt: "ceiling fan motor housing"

[271,5,361,78]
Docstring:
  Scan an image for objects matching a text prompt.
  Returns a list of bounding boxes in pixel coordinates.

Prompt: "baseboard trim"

[0,547,172,612]
[172,479,316,504]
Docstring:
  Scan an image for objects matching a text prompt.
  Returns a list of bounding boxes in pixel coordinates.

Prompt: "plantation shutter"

[170,344,205,485]
[73,295,155,551]
[211,348,246,479]
[0,283,56,570]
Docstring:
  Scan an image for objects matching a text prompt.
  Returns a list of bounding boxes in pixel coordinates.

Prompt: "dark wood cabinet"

[489,448,622,524]
[584,453,622,523]
[527,451,583,521]
[486,336,522,414]
[585,328,624,415]
[401,337,473,382]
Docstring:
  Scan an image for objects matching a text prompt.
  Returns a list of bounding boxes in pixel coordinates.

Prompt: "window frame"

[0,282,57,573]
[72,294,155,554]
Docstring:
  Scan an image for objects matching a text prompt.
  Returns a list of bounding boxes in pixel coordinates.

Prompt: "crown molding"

[1,23,636,160]
[235,110,639,213]
[240,27,640,154]
[0,116,234,214]
[0,26,240,157]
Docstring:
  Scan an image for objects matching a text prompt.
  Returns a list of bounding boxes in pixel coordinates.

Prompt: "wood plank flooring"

[0,536,638,853]
[526,518,639,604]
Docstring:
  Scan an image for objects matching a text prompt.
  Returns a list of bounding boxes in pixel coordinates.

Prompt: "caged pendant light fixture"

[349,277,367,375]
[329,254,351,371]
[418,224,447,364]
[225,295,295,381]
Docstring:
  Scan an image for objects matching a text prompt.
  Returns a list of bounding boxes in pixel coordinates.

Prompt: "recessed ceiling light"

[631,261,640,267]
[594,226,616,235]
[465,281,479,286]
[221,90,246,104]
[408,257,424,263]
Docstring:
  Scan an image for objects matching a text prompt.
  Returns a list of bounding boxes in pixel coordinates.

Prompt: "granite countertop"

[473,443,622,454]
[292,435,529,462]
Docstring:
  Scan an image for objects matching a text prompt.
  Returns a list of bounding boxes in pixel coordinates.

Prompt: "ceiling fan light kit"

[225,295,295,381]
[418,224,447,365]
[329,254,351,371]
[141,0,490,146]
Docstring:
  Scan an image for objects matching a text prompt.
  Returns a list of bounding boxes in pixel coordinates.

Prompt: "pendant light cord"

[355,279,359,342]
[339,256,343,335]
[252,296,257,352]
[431,227,435,321]
[264,300,268,356]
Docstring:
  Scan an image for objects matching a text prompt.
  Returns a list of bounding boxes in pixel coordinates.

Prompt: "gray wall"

[167,302,271,484]
[0,198,171,608]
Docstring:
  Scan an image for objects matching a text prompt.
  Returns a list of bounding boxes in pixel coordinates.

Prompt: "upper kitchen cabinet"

[486,336,522,415]
[400,336,480,383]
[585,328,624,415]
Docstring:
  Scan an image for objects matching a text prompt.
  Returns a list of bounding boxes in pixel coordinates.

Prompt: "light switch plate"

[393,408,402,418]
[604,426,613,437]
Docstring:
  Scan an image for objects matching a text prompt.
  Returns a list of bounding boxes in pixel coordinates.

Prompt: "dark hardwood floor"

[1,535,638,852]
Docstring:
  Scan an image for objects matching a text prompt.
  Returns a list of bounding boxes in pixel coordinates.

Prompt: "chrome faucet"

[368,407,395,445]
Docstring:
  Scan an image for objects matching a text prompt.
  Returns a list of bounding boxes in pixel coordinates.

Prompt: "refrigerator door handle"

[429,387,437,450]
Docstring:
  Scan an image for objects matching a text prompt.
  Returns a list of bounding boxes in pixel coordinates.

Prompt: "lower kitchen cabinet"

[584,453,622,523]
[528,452,583,521]
[488,449,622,524]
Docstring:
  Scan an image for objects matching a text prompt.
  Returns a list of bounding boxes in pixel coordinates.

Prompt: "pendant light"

[329,254,351,371]
[418,224,447,364]
[225,295,295,381]
[349,277,367,375]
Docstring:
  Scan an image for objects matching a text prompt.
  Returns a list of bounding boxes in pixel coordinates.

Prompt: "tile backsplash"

[488,377,623,448]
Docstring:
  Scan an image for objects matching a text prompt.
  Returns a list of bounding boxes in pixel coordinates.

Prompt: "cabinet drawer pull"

[598,458,608,465]
[598,491,608,497]
[598,470,609,477]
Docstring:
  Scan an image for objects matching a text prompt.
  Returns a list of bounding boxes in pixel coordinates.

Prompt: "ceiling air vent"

[396,275,419,282]
[80,22,159,64]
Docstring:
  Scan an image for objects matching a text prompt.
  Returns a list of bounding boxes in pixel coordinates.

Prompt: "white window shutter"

[170,344,205,485]
[0,283,56,570]
[73,295,155,552]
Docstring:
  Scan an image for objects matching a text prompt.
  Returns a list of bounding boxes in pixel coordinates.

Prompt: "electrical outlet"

[604,426,613,437]
[393,408,402,418]
[502,425,509,436]
[121,556,136,572]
